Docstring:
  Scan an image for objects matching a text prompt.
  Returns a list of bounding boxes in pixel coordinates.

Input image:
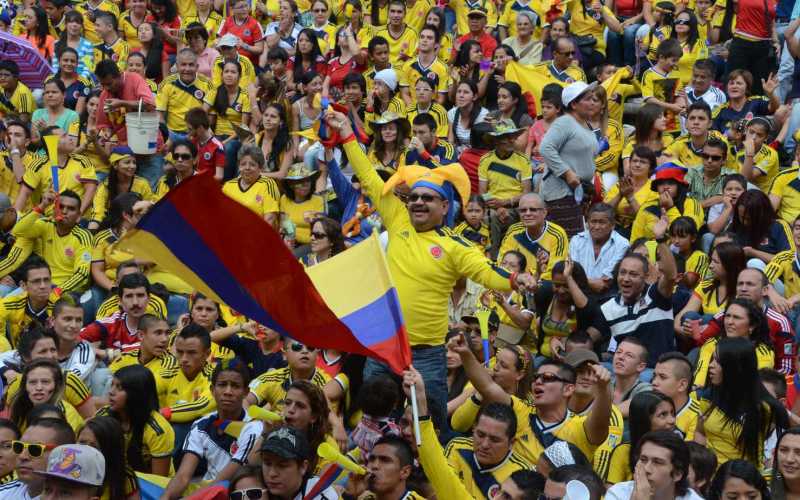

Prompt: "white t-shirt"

[606,481,704,500]
[446,106,488,154]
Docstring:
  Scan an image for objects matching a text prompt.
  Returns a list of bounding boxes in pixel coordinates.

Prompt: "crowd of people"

[2,0,800,497]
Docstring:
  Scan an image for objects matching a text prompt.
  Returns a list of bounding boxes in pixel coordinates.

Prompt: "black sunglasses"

[674,18,690,25]
[173,153,193,160]
[533,372,572,384]
[407,193,442,203]
[289,342,316,353]
[701,152,724,161]
[310,231,328,239]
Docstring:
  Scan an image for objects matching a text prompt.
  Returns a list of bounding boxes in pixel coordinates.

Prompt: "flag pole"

[410,383,422,446]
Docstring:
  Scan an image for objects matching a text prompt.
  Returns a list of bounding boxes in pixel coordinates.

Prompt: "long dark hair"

[627,391,675,472]
[772,427,800,495]
[259,103,291,172]
[10,359,64,430]
[425,7,446,40]
[54,47,79,81]
[454,80,482,133]
[140,22,165,81]
[708,459,771,500]
[111,365,161,472]
[150,0,177,23]
[731,189,778,249]
[293,29,323,83]
[80,416,131,500]
[499,82,529,126]
[285,380,331,472]
[372,120,407,165]
[100,192,141,231]
[455,40,481,82]
[369,0,387,25]
[707,242,746,310]
[718,0,737,43]
[310,216,346,256]
[80,89,102,131]
[27,6,51,57]
[708,337,789,463]
[213,61,242,117]
[670,10,699,49]
[55,10,83,57]
[634,103,665,145]
[722,298,772,349]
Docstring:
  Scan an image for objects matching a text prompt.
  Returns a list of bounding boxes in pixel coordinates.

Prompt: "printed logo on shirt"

[488,485,500,498]
[203,152,212,160]
[244,29,251,36]
[194,90,205,100]
[429,245,443,259]
[65,247,74,258]
[255,195,263,202]
[73,90,80,99]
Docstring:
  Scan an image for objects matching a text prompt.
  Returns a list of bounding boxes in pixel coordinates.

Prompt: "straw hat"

[369,111,411,138]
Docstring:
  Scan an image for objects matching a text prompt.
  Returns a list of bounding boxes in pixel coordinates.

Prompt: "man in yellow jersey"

[375,0,418,69]
[651,352,701,441]
[364,37,393,93]
[563,349,624,481]
[530,37,587,84]
[666,102,733,170]
[451,333,612,465]
[498,193,569,278]
[157,49,214,143]
[110,313,176,375]
[769,142,800,225]
[13,191,92,294]
[480,119,532,254]
[640,39,685,134]
[93,12,130,72]
[43,0,68,38]
[399,25,449,106]
[739,116,781,192]
[245,339,330,410]
[323,109,536,430]
[0,259,54,349]
[0,61,36,124]
[0,194,34,294]
[3,121,47,209]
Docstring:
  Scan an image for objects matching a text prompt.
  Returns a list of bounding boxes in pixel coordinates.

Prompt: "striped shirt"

[59,340,96,382]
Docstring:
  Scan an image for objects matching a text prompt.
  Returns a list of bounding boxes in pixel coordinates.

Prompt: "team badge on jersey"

[194,90,205,100]
[204,152,212,160]
[429,245,442,259]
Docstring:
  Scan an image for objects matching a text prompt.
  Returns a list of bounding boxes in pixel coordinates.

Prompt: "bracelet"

[32,206,43,214]
[655,234,669,244]
[9,149,20,156]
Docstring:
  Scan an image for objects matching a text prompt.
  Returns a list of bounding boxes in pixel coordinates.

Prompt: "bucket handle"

[137,98,143,119]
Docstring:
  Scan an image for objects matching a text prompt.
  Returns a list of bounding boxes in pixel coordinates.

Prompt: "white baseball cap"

[374,68,398,92]
[35,444,106,487]
[216,33,240,48]
[561,81,597,108]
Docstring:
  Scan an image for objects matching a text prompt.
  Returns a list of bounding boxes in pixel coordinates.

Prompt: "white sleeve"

[182,424,206,456]
[232,420,263,464]
[64,342,96,381]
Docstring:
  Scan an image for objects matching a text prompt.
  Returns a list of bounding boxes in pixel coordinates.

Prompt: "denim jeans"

[136,153,165,191]
[363,344,449,434]
[167,294,189,327]
[223,138,242,181]
[607,23,641,67]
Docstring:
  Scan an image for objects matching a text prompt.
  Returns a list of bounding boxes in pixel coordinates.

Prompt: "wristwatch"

[655,234,669,244]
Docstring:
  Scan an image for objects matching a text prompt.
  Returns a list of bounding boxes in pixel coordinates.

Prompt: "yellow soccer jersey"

[341,138,515,346]
[5,369,90,409]
[222,177,280,218]
[404,0,433,33]
[443,436,532,500]
[595,119,624,174]
[156,75,215,133]
[91,228,135,282]
[0,151,46,211]
[181,12,224,44]
[736,144,780,192]
[497,221,569,279]
[248,367,331,410]
[697,392,771,467]
[499,0,543,38]
[13,212,92,293]
[90,176,154,223]
[0,292,52,348]
[93,38,130,72]
[694,337,774,387]
[583,403,624,481]
[375,26,418,69]
[664,131,731,169]
[606,83,637,126]
[0,237,35,284]
[109,349,178,375]
[685,250,710,281]
[630,197,704,243]
[454,221,491,253]
[204,87,252,137]
[640,67,683,133]
[478,151,532,200]
[530,61,587,84]
[605,442,632,483]
[769,166,800,225]
[675,396,701,441]
[18,401,84,434]
[279,195,326,245]
[766,251,800,299]
[76,0,120,44]
[156,363,215,424]
[97,406,175,471]
[406,102,449,138]
[119,10,147,50]
[604,180,658,229]
[0,82,36,120]
[96,294,167,320]
[211,55,257,89]
[675,39,709,86]
[692,278,726,317]
[21,153,98,211]
[399,58,450,101]
[621,134,675,159]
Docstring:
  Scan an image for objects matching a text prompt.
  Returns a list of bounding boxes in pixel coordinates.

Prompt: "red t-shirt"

[454,32,498,60]
[157,16,183,55]
[80,312,141,351]
[286,56,328,79]
[326,56,366,92]
[735,0,776,39]
[96,71,158,145]
[194,135,225,176]
[219,16,264,64]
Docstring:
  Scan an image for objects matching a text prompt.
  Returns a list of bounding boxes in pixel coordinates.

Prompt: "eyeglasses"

[313,7,327,12]
[310,231,328,239]
[289,342,316,353]
[230,489,266,500]
[518,207,545,213]
[674,18,690,25]
[701,152,724,161]
[173,153,193,160]
[558,50,575,56]
[11,441,56,457]
[533,372,571,384]
[407,193,442,203]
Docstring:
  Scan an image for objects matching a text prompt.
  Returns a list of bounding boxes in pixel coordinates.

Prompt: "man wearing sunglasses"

[449,333,612,467]
[531,37,586,84]
[324,110,537,432]
[245,340,330,411]
[0,417,75,499]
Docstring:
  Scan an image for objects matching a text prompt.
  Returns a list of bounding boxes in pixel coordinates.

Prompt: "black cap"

[260,427,311,460]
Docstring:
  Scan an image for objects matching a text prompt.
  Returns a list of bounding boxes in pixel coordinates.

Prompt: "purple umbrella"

[0,32,52,90]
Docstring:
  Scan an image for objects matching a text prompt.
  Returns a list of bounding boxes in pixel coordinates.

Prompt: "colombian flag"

[119,174,411,374]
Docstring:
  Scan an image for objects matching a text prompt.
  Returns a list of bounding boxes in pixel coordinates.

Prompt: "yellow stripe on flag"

[504,61,569,111]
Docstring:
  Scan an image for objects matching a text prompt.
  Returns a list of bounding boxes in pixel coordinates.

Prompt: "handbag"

[574,34,598,59]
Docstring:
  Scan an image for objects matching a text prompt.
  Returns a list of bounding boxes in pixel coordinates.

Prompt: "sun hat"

[109,145,135,165]
[488,118,525,138]
[369,111,411,137]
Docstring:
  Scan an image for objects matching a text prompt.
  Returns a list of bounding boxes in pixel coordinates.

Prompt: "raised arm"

[449,333,511,406]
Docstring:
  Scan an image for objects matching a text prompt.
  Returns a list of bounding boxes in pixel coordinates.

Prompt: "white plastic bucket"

[125,100,159,155]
